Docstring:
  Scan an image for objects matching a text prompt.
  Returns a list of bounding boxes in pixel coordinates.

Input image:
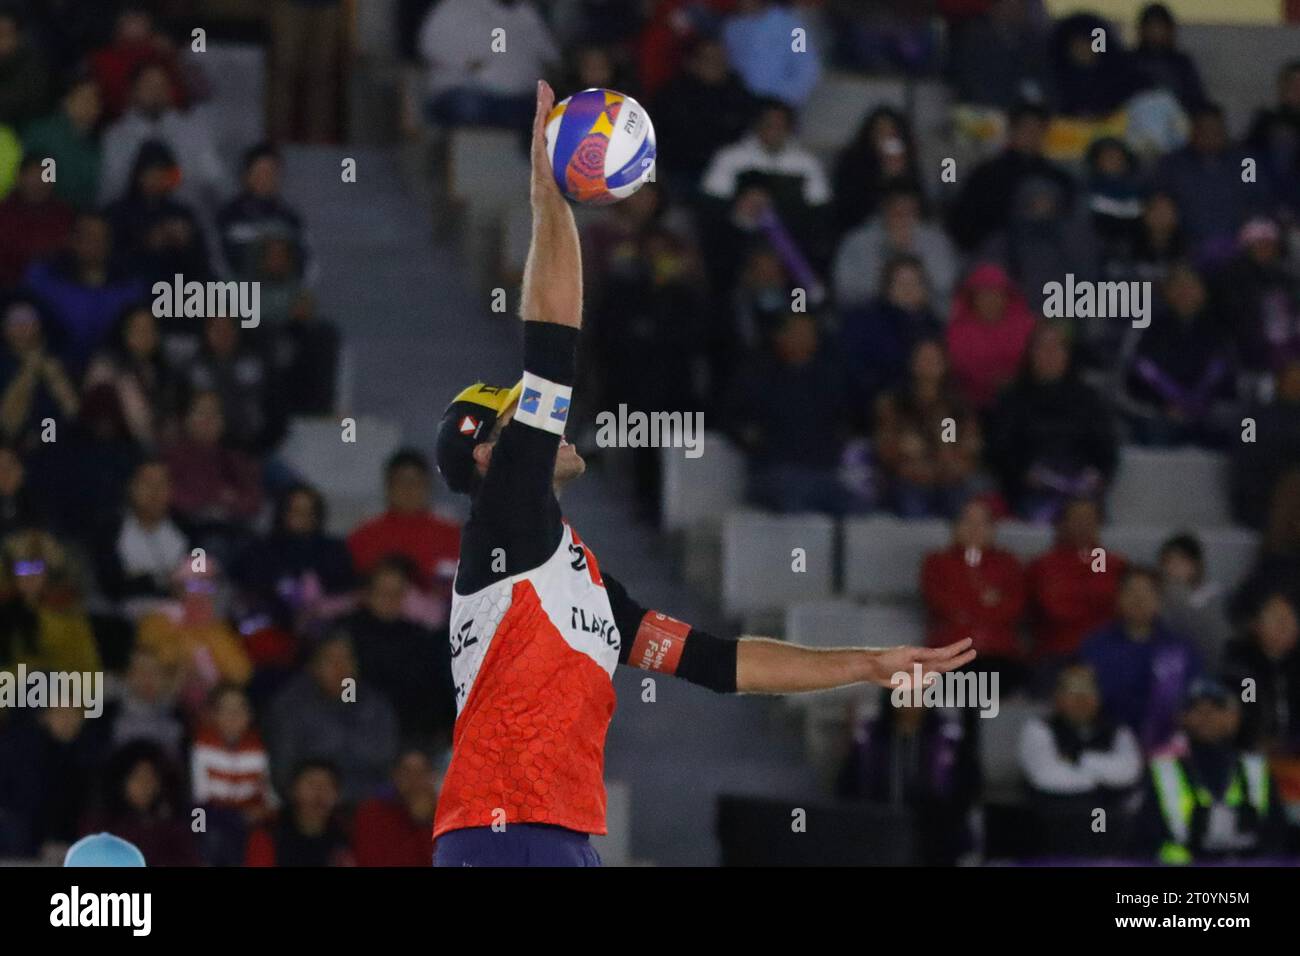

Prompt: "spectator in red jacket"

[348,448,460,596]
[637,0,738,98]
[0,156,74,290]
[1027,497,1127,667]
[353,749,438,867]
[922,498,1029,686]
[88,6,189,121]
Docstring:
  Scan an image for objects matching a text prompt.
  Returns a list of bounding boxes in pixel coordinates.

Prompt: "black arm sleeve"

[605,572,739,694]
[456,323,579,594]
[473,322,578,530]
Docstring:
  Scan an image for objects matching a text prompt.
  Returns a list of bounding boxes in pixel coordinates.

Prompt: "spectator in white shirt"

[95,459,190,619]
[418,0,558,129]
[700,99,832,286]
[833,186,960,314]
[1018,662,1143,857]
[99,61,228,210]
[701,99,830,208]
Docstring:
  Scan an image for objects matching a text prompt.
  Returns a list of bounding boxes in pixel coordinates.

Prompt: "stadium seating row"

[661,433,1256,618]
[724,510,1258,618]
[664,432,1238,532]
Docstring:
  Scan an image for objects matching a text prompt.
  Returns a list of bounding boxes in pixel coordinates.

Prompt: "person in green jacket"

[21,74,102,210]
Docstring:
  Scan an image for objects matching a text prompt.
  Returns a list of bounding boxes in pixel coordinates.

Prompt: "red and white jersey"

[190,728,273,813]
[432,340,737,848]
[434,523,619,837]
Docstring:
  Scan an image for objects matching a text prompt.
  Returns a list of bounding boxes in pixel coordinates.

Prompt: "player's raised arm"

[521,79,582,330]
[461,81,587,528]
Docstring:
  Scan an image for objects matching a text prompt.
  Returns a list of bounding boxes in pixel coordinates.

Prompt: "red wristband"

[627,611,690,674]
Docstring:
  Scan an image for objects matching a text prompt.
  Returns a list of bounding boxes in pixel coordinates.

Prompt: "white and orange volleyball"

[545,88,657,205]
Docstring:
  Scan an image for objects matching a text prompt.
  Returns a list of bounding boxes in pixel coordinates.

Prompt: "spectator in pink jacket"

[945,263,1038,410]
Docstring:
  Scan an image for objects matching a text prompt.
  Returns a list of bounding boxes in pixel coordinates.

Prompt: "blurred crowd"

[839,496,1299,863]
[2,0,1300,866]
[419,0,1300,533]
[0,0,459,867]
[402,0,1300,864]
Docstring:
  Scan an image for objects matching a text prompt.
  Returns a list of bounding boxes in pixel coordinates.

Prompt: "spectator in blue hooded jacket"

[1081,566,1201,754]
[23,212,144,375]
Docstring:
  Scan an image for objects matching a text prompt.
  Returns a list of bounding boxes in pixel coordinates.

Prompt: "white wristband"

[514,372,572,436]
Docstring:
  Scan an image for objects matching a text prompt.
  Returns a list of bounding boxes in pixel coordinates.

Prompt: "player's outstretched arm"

[521,79,582,330]
[606,573,975,696]
[734,637,976,695]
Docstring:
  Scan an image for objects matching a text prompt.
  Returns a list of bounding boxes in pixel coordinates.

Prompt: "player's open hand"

[531,79,559,202]
[863,638,976,689]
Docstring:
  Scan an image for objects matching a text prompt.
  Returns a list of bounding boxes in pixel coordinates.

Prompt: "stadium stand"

[1107,445,1233,526]
[659,430,746,532]
[2,0,1300,869]
[843,516,950,603]
[722,509,835,623]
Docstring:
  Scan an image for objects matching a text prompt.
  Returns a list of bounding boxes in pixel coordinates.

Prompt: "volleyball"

[544,87,657,205]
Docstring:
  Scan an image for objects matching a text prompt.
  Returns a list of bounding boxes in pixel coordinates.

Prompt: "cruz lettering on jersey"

[450,618,476,659]
[571,606,619,648]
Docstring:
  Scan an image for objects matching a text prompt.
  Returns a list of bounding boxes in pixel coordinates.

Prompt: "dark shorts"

[433,824,603,867]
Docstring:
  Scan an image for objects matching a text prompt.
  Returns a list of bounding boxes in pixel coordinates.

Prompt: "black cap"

[434,380,522,494]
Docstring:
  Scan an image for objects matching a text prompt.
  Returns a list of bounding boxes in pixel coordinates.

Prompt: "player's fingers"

[925,649,978,675]
[531,81,560,195]
[532,83,553,151]
[950,649,979,670]
[531,81,548,151]
[916,638,973,662]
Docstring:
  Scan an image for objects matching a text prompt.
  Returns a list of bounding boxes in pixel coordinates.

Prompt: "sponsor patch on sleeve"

[627,612,690,674]
[514,372,572,436]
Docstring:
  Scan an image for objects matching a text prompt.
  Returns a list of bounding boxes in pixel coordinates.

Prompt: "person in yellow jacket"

[136,557,251,715]
[1134,678,1286,863]
[0,529,100,675]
